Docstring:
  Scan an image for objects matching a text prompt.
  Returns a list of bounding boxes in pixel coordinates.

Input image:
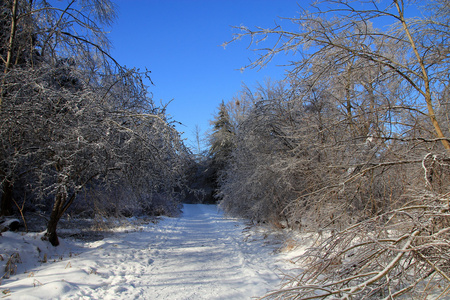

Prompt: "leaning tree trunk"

[46,190,66,246]
[46,185,77,247]
[394,0,450,151]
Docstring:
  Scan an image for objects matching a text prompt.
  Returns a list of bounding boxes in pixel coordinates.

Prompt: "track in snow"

[4,204,285,299]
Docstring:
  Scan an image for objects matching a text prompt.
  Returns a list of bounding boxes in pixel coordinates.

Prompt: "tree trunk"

[46,183,78,246]
[4,0,19,74]
[394,0,450,151]
[47,214,60,246]
[1,179,14,216]
[1,0,19,108]
[46,191,65,246]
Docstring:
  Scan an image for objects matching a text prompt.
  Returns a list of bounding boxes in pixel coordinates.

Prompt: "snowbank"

[0,204,311,299]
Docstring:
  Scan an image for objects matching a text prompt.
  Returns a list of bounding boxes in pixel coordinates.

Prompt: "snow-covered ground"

[0,204,305,299]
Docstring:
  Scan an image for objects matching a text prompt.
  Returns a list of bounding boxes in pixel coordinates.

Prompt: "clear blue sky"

[108,0,301,149]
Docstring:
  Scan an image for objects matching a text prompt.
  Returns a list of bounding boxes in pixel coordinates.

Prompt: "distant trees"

[217,81,296,225]
[185,101,234,204]
[0,0,188,246]
[216,0,450,297]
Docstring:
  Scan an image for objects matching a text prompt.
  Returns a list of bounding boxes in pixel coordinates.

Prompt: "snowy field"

[0,204,304,299]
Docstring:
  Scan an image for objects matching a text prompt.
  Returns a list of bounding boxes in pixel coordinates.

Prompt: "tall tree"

[224,0,450,151]
[209,101,234,170]
[206,101,235,202]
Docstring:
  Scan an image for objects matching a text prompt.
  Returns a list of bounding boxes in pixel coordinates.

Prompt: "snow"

[0,204,304,299]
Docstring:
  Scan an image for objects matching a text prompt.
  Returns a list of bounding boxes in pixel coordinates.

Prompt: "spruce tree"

[209,101,234,170]
[207,101,234,202]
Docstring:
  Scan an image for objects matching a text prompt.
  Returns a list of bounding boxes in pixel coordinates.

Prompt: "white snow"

[0,204,303,299]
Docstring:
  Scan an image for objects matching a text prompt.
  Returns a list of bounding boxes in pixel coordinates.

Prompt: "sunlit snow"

[0,204,303,299]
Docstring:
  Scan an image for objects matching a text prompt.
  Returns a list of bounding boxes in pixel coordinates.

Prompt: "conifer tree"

[209,101,234,170]
[207,101,234,202]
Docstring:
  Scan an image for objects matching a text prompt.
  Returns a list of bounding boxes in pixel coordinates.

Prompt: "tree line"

[208,0,450,298]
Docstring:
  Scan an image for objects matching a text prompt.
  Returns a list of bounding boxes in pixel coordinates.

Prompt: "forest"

[1,0,450,299]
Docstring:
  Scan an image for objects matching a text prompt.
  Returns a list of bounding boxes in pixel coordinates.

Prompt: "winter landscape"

[0,204,306,299]
[2,0,450,299]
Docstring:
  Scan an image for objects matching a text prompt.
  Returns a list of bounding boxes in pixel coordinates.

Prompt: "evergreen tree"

[207,101,234,202]
[209,101,234,169]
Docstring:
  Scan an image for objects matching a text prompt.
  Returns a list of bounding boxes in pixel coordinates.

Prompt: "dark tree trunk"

[46,191,65,247]
[46,187,77,246]
[1,180,14,216]
[47,215,60,246]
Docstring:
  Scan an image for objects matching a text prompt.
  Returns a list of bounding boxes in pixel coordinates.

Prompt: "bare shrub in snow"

[2,253,20,280]
[263,187,450,299]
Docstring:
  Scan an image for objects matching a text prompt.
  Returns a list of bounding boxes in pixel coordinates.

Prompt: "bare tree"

[216,1,450,298]
[217,81,298,226]
[0,0,188,246]
[223,0,450,151]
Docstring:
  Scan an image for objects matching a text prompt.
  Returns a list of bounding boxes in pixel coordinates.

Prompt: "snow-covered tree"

[0,0,188,246]
[220,0,450,298]
[209,101,234,169]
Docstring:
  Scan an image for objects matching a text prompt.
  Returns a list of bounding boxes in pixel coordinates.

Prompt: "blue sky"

[108,0,301,149]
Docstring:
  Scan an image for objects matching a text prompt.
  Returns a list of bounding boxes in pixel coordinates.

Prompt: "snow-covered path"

[2,204,287,299]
